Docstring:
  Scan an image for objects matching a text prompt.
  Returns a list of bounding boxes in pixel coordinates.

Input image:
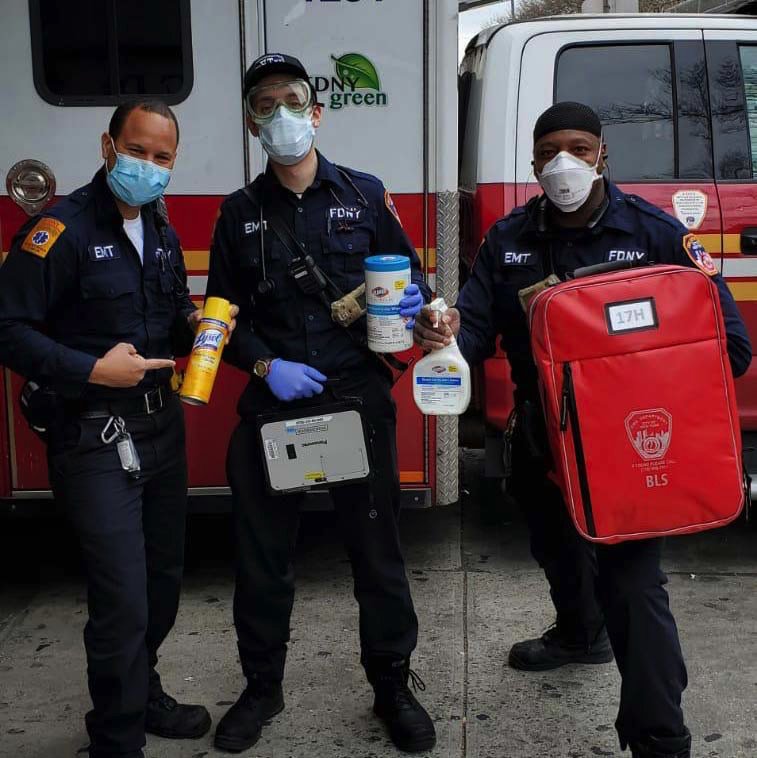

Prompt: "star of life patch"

[21,218,66,259]
[385,190,402,227]
[682,233,717,277]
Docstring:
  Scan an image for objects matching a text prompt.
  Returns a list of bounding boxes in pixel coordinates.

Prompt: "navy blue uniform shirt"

[206,152,430,376]
[456,182,752,403]
[0,168,196,399]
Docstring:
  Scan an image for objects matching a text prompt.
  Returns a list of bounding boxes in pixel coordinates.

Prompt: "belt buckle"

[144,388,162,415]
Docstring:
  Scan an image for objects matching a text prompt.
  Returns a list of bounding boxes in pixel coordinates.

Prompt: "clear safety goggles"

[245,79,313,122]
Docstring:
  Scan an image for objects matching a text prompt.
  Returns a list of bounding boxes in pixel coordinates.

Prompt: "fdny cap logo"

[683,233,717,277]
[21,218,66,259]
[371,286,389,298]
[625,409,672,461]
[256,54,286,68]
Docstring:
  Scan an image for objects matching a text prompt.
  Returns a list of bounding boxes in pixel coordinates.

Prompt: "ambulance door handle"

[6,159,56,216]
[740,228,757,255]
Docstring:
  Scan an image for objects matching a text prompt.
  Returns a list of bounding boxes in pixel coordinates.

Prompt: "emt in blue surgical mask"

[205,53,434,754]
[0,100,238,758]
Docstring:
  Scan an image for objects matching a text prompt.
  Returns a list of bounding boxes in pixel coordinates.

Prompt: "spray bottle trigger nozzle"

[428,297,448,329]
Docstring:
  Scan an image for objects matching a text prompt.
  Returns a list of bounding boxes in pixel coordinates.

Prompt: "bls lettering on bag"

[646,474,669,489]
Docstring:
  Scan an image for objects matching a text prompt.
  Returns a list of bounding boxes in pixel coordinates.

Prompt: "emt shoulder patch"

[385,190,402,226]
[20,218,66,259]
[682,233,717,277]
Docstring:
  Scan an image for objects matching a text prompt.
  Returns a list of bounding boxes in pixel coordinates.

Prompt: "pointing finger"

[143,358,176,370]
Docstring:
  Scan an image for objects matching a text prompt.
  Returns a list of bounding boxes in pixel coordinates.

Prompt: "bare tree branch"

[487,0,680,24]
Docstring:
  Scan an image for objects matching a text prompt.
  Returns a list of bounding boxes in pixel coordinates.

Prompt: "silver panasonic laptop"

[257,402,371,494]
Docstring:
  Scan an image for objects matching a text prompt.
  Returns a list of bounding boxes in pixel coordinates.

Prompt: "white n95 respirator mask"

[257,106,316,166]
[537,150,602,213]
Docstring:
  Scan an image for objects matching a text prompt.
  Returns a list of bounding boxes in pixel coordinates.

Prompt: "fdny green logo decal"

[312,53,388,110]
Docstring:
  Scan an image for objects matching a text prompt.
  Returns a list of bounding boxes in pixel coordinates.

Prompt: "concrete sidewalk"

[1,453,756,758]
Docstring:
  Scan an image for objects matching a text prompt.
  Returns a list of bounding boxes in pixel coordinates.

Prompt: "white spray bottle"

[412,298,471,416]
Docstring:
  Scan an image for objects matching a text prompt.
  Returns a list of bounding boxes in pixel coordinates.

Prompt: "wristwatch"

[253,358,275,379]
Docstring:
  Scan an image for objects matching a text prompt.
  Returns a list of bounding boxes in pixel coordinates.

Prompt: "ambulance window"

[706,42,750,181]
[30,0,193,106]
[459,46,486,191]
[739,46,757,178]
[556,45,675,182]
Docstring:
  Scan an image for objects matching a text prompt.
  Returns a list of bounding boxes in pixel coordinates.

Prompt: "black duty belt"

[76,386,171,419]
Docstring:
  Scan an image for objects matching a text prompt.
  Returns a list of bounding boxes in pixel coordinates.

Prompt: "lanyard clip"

[100,416,125,445]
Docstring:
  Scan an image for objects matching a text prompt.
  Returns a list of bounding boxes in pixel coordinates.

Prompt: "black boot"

[214,677,285,753]
[367,658,436,753]
[508,624,614,671]
[630,729,692,758]
[144,690,211,740]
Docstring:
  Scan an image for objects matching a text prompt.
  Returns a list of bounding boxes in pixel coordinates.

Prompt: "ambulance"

[6,5,757,510]
[460,14,757,495]
[0,0,460,508]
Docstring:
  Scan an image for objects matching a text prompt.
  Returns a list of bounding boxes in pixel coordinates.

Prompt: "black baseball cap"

[243,53,311,97]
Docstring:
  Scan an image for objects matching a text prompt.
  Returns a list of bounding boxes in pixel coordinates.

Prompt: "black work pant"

[510,438,688,748]
[227,371,418,683]
[48,395,187,758]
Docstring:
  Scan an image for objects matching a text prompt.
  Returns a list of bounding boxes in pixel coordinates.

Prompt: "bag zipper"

[560,362,597,537]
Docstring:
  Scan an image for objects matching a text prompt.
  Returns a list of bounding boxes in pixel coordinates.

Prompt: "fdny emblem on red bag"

[625,409,672,461]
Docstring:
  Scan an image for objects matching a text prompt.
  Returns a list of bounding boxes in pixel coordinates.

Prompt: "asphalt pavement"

[1,450,755,758]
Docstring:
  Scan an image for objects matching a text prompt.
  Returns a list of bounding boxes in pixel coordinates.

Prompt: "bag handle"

[570,260,634,280]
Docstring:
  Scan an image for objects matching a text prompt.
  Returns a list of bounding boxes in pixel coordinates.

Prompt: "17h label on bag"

[605,297,658,335]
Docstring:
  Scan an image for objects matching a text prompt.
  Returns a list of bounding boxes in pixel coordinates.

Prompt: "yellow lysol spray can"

[180,297,231,406]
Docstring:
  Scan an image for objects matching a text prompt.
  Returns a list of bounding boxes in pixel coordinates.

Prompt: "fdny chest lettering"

[606,249,647,263]
[88,243,120,261]
[328,206,363,223]
[501,251,534,265]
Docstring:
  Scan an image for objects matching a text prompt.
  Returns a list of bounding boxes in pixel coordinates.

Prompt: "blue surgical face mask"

[105,138,172,207]
[256,106,315,166]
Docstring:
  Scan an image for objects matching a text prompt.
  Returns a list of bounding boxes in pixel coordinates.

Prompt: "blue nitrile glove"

[399,284,424,329]
[265,359,327,402]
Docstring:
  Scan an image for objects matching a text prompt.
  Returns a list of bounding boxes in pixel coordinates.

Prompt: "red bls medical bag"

[530,264,744,544]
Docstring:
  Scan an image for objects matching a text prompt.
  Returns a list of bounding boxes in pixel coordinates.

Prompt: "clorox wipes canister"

[365,255,413,353]
[180,296,232,406]
[413,298,471,415]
